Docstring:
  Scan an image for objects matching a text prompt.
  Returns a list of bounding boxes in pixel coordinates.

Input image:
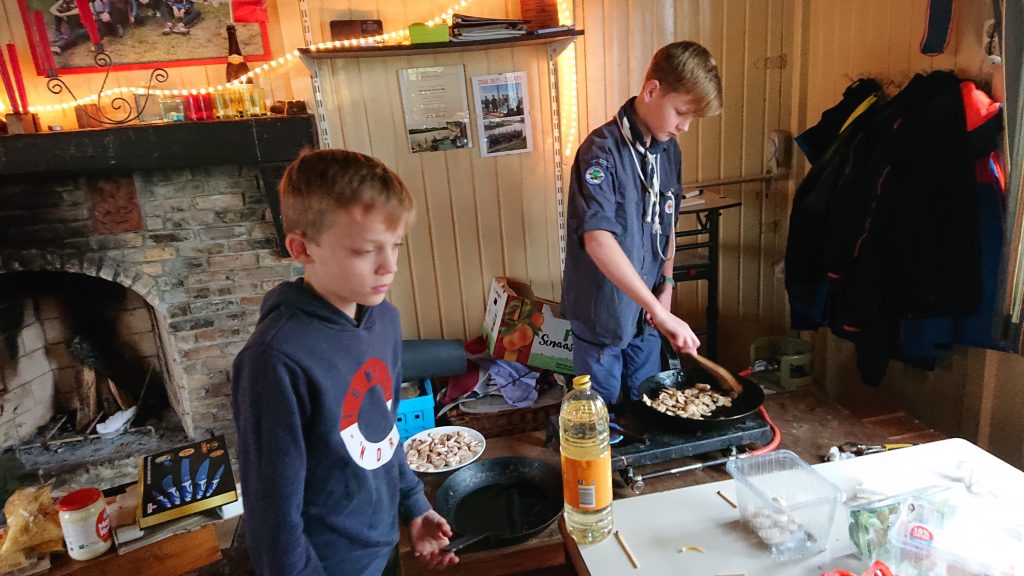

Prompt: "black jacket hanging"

[785,71,1003,386]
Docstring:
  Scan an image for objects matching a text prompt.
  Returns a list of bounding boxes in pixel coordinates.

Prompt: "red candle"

[0,49,18,113]
[185,93,214,121]
[6,44,28,114]
[33,11,58,76]
[74,0,102,47]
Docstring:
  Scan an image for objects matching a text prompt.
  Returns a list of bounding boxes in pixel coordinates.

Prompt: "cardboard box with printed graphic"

[482,277,574,373]
[137,436,237,529]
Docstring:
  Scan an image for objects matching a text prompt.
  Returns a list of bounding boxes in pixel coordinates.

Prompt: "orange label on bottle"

[561,452,612,509]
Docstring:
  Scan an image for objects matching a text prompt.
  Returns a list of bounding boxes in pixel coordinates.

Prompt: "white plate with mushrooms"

[403,426,486,473]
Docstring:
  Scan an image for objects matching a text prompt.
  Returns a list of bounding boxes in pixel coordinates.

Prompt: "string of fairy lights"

[555,0,576,157]
[23,0,475,114]
[18,0,580,159]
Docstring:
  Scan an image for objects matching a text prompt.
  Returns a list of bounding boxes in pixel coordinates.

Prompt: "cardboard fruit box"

[482,277,574,374]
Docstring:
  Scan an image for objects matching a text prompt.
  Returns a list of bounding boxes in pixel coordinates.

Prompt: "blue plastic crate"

[396,379,435,440]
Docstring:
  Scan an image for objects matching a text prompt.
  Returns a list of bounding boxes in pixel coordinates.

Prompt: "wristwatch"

[660,275,676,288]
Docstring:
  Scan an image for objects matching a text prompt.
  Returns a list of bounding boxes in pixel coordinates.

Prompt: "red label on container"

[96,508,111,542]
[908,524,933,543]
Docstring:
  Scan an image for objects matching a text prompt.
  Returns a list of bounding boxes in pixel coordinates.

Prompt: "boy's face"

[636,79,702,143]
[287,205,407,318]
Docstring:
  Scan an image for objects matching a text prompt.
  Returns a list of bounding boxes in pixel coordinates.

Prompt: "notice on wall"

[472,71,533,158]
[398,65,472,154]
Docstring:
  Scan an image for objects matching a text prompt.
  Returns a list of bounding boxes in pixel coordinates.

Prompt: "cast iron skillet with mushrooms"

[629,352,765,432]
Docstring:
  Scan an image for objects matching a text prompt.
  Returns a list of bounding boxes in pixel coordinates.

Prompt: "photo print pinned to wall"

[17,0,272,75]
[398,65,472,154]
[472,71,532,158]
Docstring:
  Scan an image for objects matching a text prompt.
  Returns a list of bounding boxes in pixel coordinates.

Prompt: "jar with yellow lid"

[57,487,112,561]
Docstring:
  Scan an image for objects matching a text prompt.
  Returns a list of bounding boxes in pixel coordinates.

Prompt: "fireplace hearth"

[0,116,316,452]
[13,410,190,494]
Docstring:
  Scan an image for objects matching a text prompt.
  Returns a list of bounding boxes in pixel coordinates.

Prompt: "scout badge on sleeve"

[584,164,606,185]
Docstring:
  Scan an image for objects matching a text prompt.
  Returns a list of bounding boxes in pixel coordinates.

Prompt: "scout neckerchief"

[616,107,672,261]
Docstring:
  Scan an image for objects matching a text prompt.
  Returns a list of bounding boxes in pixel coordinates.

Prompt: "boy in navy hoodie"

[232,149,458,576]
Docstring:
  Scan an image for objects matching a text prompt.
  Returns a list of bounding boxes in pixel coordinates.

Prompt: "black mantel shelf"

[0,114,318,177]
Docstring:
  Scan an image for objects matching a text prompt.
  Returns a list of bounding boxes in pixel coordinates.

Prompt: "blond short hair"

[645,41,723,117]
[279,149,414,240]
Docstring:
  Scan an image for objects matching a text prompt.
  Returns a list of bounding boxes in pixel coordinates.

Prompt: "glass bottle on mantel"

[225,25,252,84]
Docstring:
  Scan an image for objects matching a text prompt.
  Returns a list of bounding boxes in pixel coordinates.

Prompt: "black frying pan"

[434,456,562,553]
[626,339,765,432]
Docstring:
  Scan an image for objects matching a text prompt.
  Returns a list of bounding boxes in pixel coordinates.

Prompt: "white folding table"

[566,438,1024,575]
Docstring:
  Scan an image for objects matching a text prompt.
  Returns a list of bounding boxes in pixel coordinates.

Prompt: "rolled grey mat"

[401,339,467,381]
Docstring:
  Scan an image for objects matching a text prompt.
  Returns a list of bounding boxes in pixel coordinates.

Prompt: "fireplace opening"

[0,271,189,492]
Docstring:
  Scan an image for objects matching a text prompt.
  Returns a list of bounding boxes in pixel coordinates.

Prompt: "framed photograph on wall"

[398,65,472,154]
[472,71,532,158]
[16,0,272,75]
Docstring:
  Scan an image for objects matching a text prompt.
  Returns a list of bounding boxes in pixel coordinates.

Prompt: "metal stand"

[673,195,741,360]
[672,171,785,359]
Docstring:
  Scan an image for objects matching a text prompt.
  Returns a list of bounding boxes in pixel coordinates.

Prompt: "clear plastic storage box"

[847,485,947,562]
[886,489,1024,576]
[726,449,843,561]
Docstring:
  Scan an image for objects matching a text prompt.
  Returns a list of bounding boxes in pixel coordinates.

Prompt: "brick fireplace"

[0,116,316,445]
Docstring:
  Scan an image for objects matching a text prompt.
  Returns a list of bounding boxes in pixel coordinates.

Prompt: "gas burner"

[610,411,772,493]
[609,409,772,469]
[546,411,773,494]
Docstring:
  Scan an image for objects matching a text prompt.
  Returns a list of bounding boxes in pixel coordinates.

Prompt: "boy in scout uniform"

[561,41,723,404]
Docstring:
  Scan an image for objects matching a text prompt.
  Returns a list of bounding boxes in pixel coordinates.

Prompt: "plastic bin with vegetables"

[886,488,1024,576]
[847,485,947,561]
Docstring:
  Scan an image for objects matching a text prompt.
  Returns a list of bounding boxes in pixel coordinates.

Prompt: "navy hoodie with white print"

[232,279,430,576]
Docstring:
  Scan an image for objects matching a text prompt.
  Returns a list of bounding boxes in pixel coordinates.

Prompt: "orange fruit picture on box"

[494,299,544,363]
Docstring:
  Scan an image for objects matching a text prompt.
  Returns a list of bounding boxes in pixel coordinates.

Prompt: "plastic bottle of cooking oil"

[560,374,613,544]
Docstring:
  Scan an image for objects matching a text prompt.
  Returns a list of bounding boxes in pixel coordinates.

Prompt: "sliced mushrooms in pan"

[641,383,733,420]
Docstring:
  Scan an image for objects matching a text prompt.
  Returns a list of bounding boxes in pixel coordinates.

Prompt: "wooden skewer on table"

[716,490,738,509]
[614,530,639,569]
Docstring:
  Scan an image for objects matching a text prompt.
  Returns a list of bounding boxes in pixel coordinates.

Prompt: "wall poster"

[398,65,472,154]
[472,71,532,158]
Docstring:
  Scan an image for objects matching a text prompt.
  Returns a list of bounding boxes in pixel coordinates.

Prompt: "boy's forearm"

[583,230,664,315]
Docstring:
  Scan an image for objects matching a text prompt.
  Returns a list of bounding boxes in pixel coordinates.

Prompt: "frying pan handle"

[443,532,490,553]
[659,332,681,372]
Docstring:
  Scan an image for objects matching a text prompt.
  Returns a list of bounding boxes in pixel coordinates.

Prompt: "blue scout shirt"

[562,97,682,348]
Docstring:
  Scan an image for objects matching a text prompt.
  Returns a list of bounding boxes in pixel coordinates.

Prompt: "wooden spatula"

[684,352,743,398]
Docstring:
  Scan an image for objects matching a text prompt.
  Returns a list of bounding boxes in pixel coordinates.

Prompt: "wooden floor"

[835,391,947,446]
[857,412,947,445]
